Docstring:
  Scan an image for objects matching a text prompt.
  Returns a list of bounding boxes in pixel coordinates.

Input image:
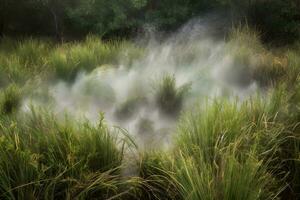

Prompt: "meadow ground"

[0,28,299,199]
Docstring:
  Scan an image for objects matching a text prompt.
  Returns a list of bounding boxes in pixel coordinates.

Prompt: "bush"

[246,0,300,43]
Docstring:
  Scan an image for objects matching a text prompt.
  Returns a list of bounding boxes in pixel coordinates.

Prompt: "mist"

[23,15,260,150]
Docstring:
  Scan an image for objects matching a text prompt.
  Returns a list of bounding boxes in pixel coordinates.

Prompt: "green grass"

[0,84,22,115]
[0,36,143,84]
[0,27,300,199]
[114,96,146,120]
[0,110,131,199]
[155,74,191,116]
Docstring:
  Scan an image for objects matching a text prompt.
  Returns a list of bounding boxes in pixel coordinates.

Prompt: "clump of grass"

[0,110,131,199]
[114,96,146,120]
[137,118,154,135]
[0,36,142,84]
[48,48,72,80]
[223,26,260,88]
[155,75,190,116]
[172,148,280,200]
[175,85,300,199]
[0,84,22,115]
[15,38,52,67]
[67,43,98,73]
[252,53,287,88]
[252,49,300,89]
[0,38,52,85]
[137,151,179,200]
[228,25,263,52]
[227,25,300,90]
[285,50,300,86]
[4,56,30,83]
[51,36,142,82]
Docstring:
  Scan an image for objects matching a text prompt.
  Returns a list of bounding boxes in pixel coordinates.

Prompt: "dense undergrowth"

[0,28,300,199]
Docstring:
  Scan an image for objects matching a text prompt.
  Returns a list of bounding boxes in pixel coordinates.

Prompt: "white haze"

[23,15,259,150]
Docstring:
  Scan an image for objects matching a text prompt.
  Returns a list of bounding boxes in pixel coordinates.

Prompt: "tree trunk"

[0,18,4,37]
[50,8,60,40]
[0,1,6,37]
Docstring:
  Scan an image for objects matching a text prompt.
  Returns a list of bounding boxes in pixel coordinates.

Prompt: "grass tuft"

[0,84,22,115]
[155,75,191,116]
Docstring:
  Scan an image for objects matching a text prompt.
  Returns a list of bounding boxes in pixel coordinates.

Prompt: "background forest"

[1,0,300,43]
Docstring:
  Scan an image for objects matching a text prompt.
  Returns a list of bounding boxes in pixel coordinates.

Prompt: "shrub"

[247,0,300,43]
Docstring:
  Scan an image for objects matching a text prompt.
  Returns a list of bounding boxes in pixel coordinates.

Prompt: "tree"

[0,0,8,37]
[38,0,73,41]
[67,0,144,37]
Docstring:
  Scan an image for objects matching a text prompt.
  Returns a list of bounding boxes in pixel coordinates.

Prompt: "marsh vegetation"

[0,1,300,199]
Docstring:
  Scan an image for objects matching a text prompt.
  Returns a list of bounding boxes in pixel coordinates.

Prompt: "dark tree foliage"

[0,0,299,43]
[247,0,300,43]
[219,0,300,43]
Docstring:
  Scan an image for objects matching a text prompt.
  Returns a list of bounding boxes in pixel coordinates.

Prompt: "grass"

[155,74,191,116]
[0,110,131,199]
[0,27,300,199]
[0,36,143,84]
[114,96,146,120]
[0,84,22,115]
